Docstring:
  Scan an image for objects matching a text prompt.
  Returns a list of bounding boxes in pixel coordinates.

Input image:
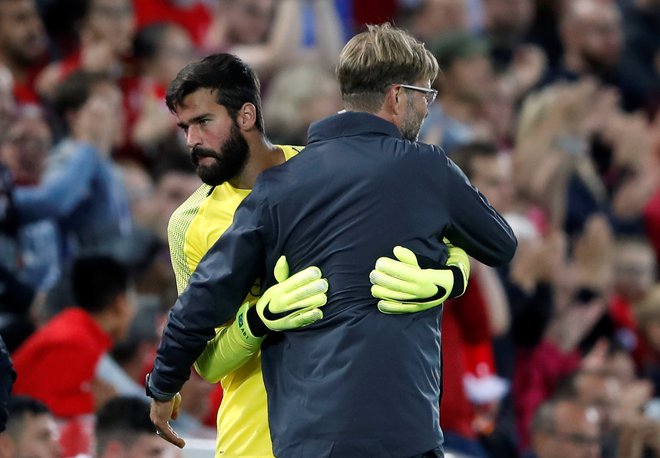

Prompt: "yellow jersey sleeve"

[167,183,213,294]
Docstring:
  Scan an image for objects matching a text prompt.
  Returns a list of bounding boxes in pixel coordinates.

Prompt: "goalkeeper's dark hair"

[72,255,129,314]
[95,396,156,455]
[166,53,264,133]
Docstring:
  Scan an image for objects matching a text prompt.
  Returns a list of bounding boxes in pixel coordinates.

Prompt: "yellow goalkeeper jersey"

[167,145,301,457]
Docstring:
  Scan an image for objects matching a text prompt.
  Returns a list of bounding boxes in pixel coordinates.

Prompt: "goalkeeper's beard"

[191,123,250,186]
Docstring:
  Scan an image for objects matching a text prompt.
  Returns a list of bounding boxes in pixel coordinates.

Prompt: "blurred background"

[0,0,658,457]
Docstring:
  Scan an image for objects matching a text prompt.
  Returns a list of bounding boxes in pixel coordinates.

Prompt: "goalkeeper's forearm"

[194,305,264,383]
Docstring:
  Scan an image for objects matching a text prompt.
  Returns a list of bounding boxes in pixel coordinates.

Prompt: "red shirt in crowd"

[441,272,494,439]
[133,0,212,47]
[11,308,113,417]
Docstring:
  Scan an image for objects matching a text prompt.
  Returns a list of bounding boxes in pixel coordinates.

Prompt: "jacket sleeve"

[443,157,517,266]
[13,142,100,224]
[150,190,268,396]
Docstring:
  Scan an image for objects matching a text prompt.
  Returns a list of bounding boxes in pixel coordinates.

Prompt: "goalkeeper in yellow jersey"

[157,53,471,456]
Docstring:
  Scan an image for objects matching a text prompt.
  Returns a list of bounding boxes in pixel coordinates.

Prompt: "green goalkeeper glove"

[370,240,470,314]
[243,256,328,337]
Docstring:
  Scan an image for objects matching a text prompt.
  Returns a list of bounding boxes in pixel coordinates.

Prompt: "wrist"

[144,373,177,402]
[235,303,267,342]
[446,265,465,298]
[245,304,270,338]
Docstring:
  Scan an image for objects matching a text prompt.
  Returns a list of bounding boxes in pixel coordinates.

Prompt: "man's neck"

[228,137,286,189]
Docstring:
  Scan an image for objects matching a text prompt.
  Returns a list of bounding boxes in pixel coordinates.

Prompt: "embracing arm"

[194,305,264,383]
[195,256,327,382]
[444,158,517,266]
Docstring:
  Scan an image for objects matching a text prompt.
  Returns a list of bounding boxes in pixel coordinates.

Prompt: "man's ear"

[236,103,257,131]
[383,84,403,117]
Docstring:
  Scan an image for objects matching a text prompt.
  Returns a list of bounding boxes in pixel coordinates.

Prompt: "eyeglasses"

[397,84,438,105]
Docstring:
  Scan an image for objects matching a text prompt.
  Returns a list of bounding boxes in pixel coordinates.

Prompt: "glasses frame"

[397,84,438,105]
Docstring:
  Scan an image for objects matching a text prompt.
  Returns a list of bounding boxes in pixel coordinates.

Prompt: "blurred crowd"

[0,0,658,457]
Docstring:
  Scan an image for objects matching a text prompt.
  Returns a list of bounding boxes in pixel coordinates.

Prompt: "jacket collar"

[307,111,402,144]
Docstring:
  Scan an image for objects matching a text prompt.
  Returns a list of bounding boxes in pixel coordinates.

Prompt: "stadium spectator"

[11,255,135,418]
[94,396,175,458]
[0,0,48,104]
[121,21,196,164]
[203,0,344,78]
[481,0,536,72]
[542,0,644,112]
[420,31,495,154]
[0,396,61,458]
[398,0,470,42]
[529,397,601,458]
[35,0,136,99]
[48,70,131,257]
[263,64,342,145]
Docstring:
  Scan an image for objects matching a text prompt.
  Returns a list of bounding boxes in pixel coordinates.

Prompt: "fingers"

[447,246,468,262]
[279,266,323,291]
[289,308,324,328]
[447,246,470,277]
[373,257,421,282]
[171,393,181,420]
[268,307,324,330]
[149,398,186,449]
[371,284,418,301]
[155,424,186,448]
[280,285,328,311]
[273,256,290,283]
[282,277,328,302]
[377,300,418,314]
[268,279,328,315]
[377,299,439,314]
[369,270,425,297]
[392,246,419,267]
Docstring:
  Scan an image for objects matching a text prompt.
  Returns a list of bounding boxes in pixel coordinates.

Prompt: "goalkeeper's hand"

[370,241,470,314]
[242,256,328,337]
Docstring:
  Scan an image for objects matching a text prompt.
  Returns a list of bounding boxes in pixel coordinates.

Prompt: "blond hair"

[336,23,439,112]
